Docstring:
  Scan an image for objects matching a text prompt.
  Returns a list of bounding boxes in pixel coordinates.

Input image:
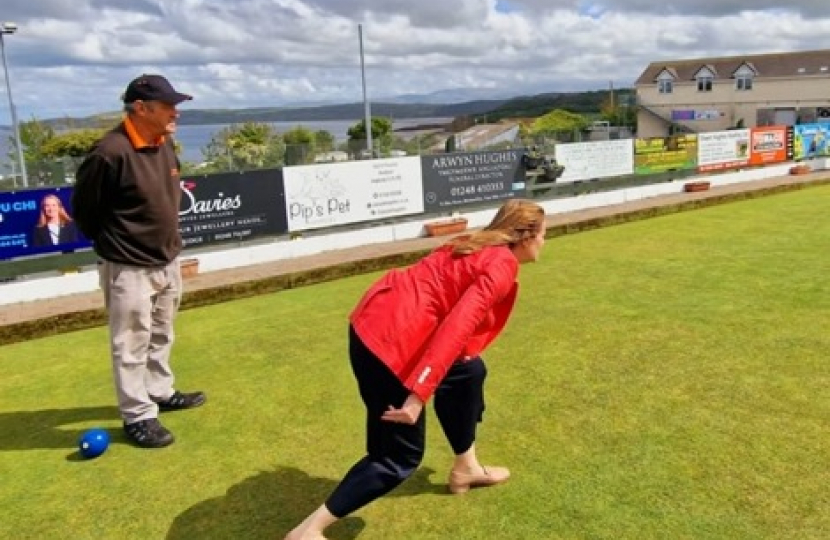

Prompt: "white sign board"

[283,157,424,232]
[698,129,750,171]
[554,139,634,183]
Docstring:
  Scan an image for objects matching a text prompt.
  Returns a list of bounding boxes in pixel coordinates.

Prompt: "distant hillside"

[181,90,635,124]
[176,100,509,125]
[486,89,635,121]
[37,89,633,129]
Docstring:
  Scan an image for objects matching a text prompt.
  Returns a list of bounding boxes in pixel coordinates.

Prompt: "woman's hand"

[381,393,424,425]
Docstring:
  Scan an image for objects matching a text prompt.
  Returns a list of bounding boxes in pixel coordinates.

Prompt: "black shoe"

[123,418,175,448]
[156,390,207,411]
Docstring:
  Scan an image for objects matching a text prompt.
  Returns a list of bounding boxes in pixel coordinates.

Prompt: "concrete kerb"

[1,172,828,346]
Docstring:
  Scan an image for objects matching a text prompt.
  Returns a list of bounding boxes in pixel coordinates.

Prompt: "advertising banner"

[671,110,695,121]
[421,149,526,212]
[0,187,90,260]
[554,139,634,183]
[694,110,721,120]
[747,126,792,166]
[793,123,830,160]
[697,129,750,172]
[634,135,698,174]
[283,156,424,232]
[671,110,722,121]
[179,169,288,248]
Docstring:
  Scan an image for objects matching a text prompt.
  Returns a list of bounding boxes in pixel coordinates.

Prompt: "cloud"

[0,0,826,122]
[520,0,826,17]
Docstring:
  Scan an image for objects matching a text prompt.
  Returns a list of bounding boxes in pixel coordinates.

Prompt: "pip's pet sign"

[283,157,424,232]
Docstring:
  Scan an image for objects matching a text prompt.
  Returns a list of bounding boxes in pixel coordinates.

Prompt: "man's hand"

[380,393,424,425]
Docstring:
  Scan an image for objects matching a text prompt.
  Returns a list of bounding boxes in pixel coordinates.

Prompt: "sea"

[0,117,451,168]
[173,117,452,163]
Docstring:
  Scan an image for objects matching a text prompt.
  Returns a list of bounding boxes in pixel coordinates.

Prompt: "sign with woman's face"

[0,187,89,259]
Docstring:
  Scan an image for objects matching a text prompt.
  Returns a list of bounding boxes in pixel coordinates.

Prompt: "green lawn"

[1,187,829,539]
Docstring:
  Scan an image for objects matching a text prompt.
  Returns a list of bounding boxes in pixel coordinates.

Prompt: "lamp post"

[358,24,373,157]
[0,22,27,188]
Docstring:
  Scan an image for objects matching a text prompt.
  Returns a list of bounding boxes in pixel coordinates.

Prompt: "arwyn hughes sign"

[421,149,526,212]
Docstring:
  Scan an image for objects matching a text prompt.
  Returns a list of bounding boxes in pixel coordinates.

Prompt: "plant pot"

[789,165,811,175]
[683,181,711,193]
[180,258,200,279]
[424,218,468,237]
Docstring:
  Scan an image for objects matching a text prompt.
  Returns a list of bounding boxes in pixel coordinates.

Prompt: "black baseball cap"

[123,74,193,105]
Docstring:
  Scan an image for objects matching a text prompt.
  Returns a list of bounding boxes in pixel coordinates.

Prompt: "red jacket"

[350,244,519,402]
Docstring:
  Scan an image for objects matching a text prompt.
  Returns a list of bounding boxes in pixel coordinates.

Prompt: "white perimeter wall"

[2,159,827,307]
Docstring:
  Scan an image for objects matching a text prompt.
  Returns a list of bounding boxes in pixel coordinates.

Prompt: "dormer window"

[694,66,716,92]
[734,64,755,91]
[656,69,675,94]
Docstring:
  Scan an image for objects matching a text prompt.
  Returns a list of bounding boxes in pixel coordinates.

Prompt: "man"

[72,74,206,448]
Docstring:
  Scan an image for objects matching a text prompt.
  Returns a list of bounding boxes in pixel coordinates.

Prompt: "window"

[733,64,755,91]
[697,76,713,92]
[656,70,675,93]
[736,75,753,91]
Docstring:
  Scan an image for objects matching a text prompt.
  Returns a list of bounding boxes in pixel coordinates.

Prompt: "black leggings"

[325,326,488,518]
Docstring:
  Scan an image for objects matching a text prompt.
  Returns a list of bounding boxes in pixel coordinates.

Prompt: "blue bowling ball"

[78,428,110,459]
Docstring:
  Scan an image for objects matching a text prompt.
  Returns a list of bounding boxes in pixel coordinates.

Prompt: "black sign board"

[179,168,288,248]
[421,150,526,212]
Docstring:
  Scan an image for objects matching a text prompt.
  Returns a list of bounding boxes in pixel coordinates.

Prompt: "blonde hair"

[448,199,546,255]
[37,194,73,227]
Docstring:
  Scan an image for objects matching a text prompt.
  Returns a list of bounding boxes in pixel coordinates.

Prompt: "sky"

[0,0,827,123]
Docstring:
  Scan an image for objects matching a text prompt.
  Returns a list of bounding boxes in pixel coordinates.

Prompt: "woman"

[31,194,80,247]
[285,199,548,540]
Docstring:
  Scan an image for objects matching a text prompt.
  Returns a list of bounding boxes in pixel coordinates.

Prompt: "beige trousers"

[99,259,182,423]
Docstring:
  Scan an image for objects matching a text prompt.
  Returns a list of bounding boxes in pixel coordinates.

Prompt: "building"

[635,49,830,138]
[429,121,521,153]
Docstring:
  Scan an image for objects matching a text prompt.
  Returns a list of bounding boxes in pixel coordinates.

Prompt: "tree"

[7,117,56,183]
[314,130,335,153]
[41,128,107,181]
[201,122,285,172]
[599,90,637,130]
[531,109,589,134]
[283,126,316,165]
[6,116,93,186]
[530,109,589,142]
[17,116,54,163]
[347,117,393,141]
[347,117,394,156]
[42,129,105,159]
